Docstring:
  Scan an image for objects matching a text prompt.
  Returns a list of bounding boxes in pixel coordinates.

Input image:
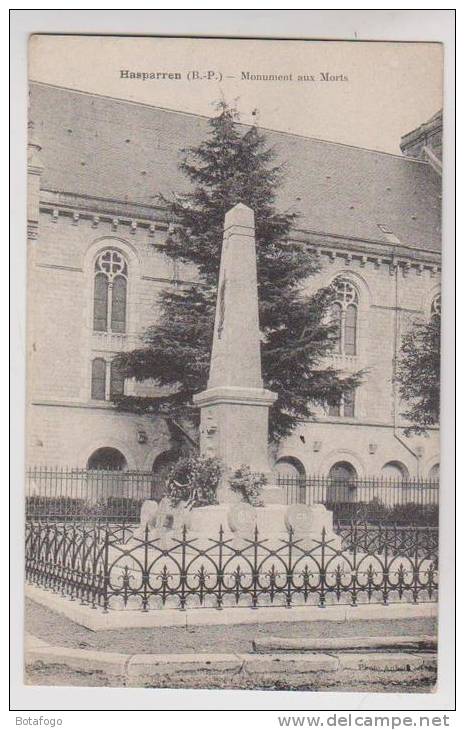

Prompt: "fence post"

[350,524,358,607]
[285,527,293,608]
[251,525,259,608]
[102,528,110,613]
[141,523,149,612]
[382,527,390,605]
[216,525,224,610]
[318,527,326,608]
[179,524,187,611]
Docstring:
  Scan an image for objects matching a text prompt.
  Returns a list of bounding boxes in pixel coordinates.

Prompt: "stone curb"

[238,653,339,675]
[335,652,437,672]
[127,653,243,677]
[25,646,437,680]
[252,635,437,653]
[26,646,130,676]
[26,584,438,632]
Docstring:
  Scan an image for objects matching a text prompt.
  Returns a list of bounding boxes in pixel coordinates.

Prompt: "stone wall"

[27,403,172,470]
[273,252,440,479]
[27,201,440,477]
[273,421,439,481]
[27,206,188,468]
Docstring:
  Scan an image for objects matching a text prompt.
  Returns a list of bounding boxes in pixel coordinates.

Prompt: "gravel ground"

[25,598,437,655]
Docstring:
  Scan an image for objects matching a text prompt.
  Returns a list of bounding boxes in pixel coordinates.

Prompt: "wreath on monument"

[165,455,223,508]
[228,465,267,507]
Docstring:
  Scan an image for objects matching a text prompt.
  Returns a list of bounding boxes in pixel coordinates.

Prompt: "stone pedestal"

[137,499,340,550]
[194,386,277,480]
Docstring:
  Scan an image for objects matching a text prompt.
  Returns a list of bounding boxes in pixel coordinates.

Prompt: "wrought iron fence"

[280,476,439,525]
[335,521,438,556]
[26,467,155,522]
[25,520,438,611]
[26,467,439,525]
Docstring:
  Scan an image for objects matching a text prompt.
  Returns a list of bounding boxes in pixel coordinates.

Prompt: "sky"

[29,36,443,154]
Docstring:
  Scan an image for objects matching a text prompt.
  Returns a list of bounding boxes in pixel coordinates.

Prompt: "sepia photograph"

[21,31,447,699]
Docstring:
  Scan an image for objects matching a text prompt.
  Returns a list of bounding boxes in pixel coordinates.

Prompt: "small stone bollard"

[285,503,312,534]
[172,500,192,534]
[307,503,334,534]
[284,503,340,548]
[155,496,175,530]
[139,500,159,530]
[227,502,256,535]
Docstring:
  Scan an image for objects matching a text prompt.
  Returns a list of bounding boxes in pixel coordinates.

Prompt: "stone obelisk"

[193,203,278,495]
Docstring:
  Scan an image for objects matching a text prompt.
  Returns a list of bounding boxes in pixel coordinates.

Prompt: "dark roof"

[29,82,441,252]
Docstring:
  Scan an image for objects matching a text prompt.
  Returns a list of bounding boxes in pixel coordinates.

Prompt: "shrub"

[165,455,223,507]
[26,495,87,521]
[228,465,267,507]
[25,495,143,523]
[85,497,143,522]
[328,498,438,526]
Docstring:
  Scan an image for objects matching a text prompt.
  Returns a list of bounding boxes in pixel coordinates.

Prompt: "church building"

[27,82,441,484]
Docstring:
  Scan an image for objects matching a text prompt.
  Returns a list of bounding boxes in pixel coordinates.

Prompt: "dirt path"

[24,664,436,693]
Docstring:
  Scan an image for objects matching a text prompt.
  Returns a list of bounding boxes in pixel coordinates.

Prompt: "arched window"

[329,302,342,354]
[93,249,128,333]
[109,361,125,398]
[111,275,127,333]
[381,461,409,480]
[343,389,355,417]
[87,447,127,471]
[327,388,356,418]
[151,449,179,501]
[345,304,357,355]
[329,461,357,482]
[275,457,306,504]
[431,293,441,318]
[327,461,357,503]
[91,358,125,401]
[330,279,358,355]
[93,273,108,332]
[428,463,440,480]
[91,358,106,400]
[275,457,306,480]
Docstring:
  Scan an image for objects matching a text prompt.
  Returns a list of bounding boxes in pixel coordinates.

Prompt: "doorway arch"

[86,448,129,504]
[381,461,409,480]
[150,449,179,501]
[275,457,306,504]
[87,447,127,471]
[328,460,357,503]
[274,456,306,480]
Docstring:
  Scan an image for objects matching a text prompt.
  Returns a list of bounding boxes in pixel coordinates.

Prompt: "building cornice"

[31,399,129,413]
[40,189,170,243]
[291,227,441,263]
[296,416,439,432]
[39,189,441,275]
[29,399,439,433]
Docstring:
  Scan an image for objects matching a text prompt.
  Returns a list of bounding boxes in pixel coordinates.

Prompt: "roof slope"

[29,82,441,252]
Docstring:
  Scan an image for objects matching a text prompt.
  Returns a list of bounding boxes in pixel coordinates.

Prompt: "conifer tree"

[114,102,362,441]
[397,310,440,435]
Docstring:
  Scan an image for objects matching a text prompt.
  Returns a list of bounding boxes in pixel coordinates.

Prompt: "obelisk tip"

[225,202,255,229]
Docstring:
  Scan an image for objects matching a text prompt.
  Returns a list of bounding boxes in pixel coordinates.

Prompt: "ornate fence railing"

[25,520,438,612]
[280,476,439,525]
[335,521,439,556]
